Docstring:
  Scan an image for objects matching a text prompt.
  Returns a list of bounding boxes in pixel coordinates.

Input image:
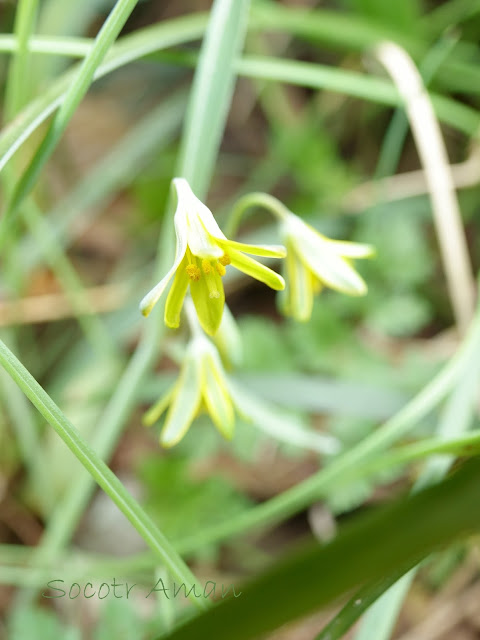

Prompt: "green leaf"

[176,0,251,197]
[8,604,81,640]
[138,457,251,544]
[344,0,423,33]
[160,458,480,640]
[367,294,432,337]
[93,598,142,640]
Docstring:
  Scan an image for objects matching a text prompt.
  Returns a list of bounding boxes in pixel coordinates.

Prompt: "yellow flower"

[140,178,286,335]
[143,333,236,447]
[281,213,375,322]
[143,330,339,453]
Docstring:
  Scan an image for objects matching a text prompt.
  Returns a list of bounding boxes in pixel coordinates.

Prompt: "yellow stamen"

[186,264,201,281]
[202,259,212,274]
[219,253,231,266]
[216,262,226,277]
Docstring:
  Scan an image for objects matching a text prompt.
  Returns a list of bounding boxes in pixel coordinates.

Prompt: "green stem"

[0,339,205,610]
[226,191,290,237]
[0,0,47,503]
[4,0,38,121]
[175,0,251,197]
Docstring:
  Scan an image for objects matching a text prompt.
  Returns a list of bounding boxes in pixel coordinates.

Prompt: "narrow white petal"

[186,209,223,258]
[172,176,225,256]
[160,357,202,447]
[196,200,227,241]
[286,215,367,295]
[202,352,235,439]
[327,240,375,258]
[302,240,368,295]
[139,208,187,317]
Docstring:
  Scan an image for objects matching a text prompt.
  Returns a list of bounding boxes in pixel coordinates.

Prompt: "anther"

[216,262,226,277]
[202,259,212,274]
[186,264,201,281]
[219,253,231,266]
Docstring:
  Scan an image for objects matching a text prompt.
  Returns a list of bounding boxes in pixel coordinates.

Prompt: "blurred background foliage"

[0,0,480,638]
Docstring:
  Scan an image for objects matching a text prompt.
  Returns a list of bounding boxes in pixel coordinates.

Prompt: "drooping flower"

[143,330,339,454]
[140,178,286,335]
[143,333,236,447]
[280,212,375,322]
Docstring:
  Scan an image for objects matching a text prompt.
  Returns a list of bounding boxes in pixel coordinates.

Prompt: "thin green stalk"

[0,331,52,515]
[4,0,38,120]
[3,0,141,232]
[314,570,409,640]
[0,0,47,505]
[176,0,251,196]
[0,339,205,610]
[35,0,114,81]
[226,192,290,237]
[237,56,480,138]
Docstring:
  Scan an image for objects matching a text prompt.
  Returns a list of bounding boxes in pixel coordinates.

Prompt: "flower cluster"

[140,179,375,447]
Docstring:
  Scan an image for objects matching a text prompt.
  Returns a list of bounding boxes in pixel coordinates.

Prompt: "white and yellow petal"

[228,248,285,291]
[189,264,225,336]
[216,237,286,259]
[142,386,176,427]
[172,177,224,258]
[160,357,202,448]
[200,348,235,439]
[282,238,314,322]
[186,212,224,258]
[164,255,190,329]
[327,239,375,259]
[139,208,188,317]
[299,238,368,295]
[285,214,369,296]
